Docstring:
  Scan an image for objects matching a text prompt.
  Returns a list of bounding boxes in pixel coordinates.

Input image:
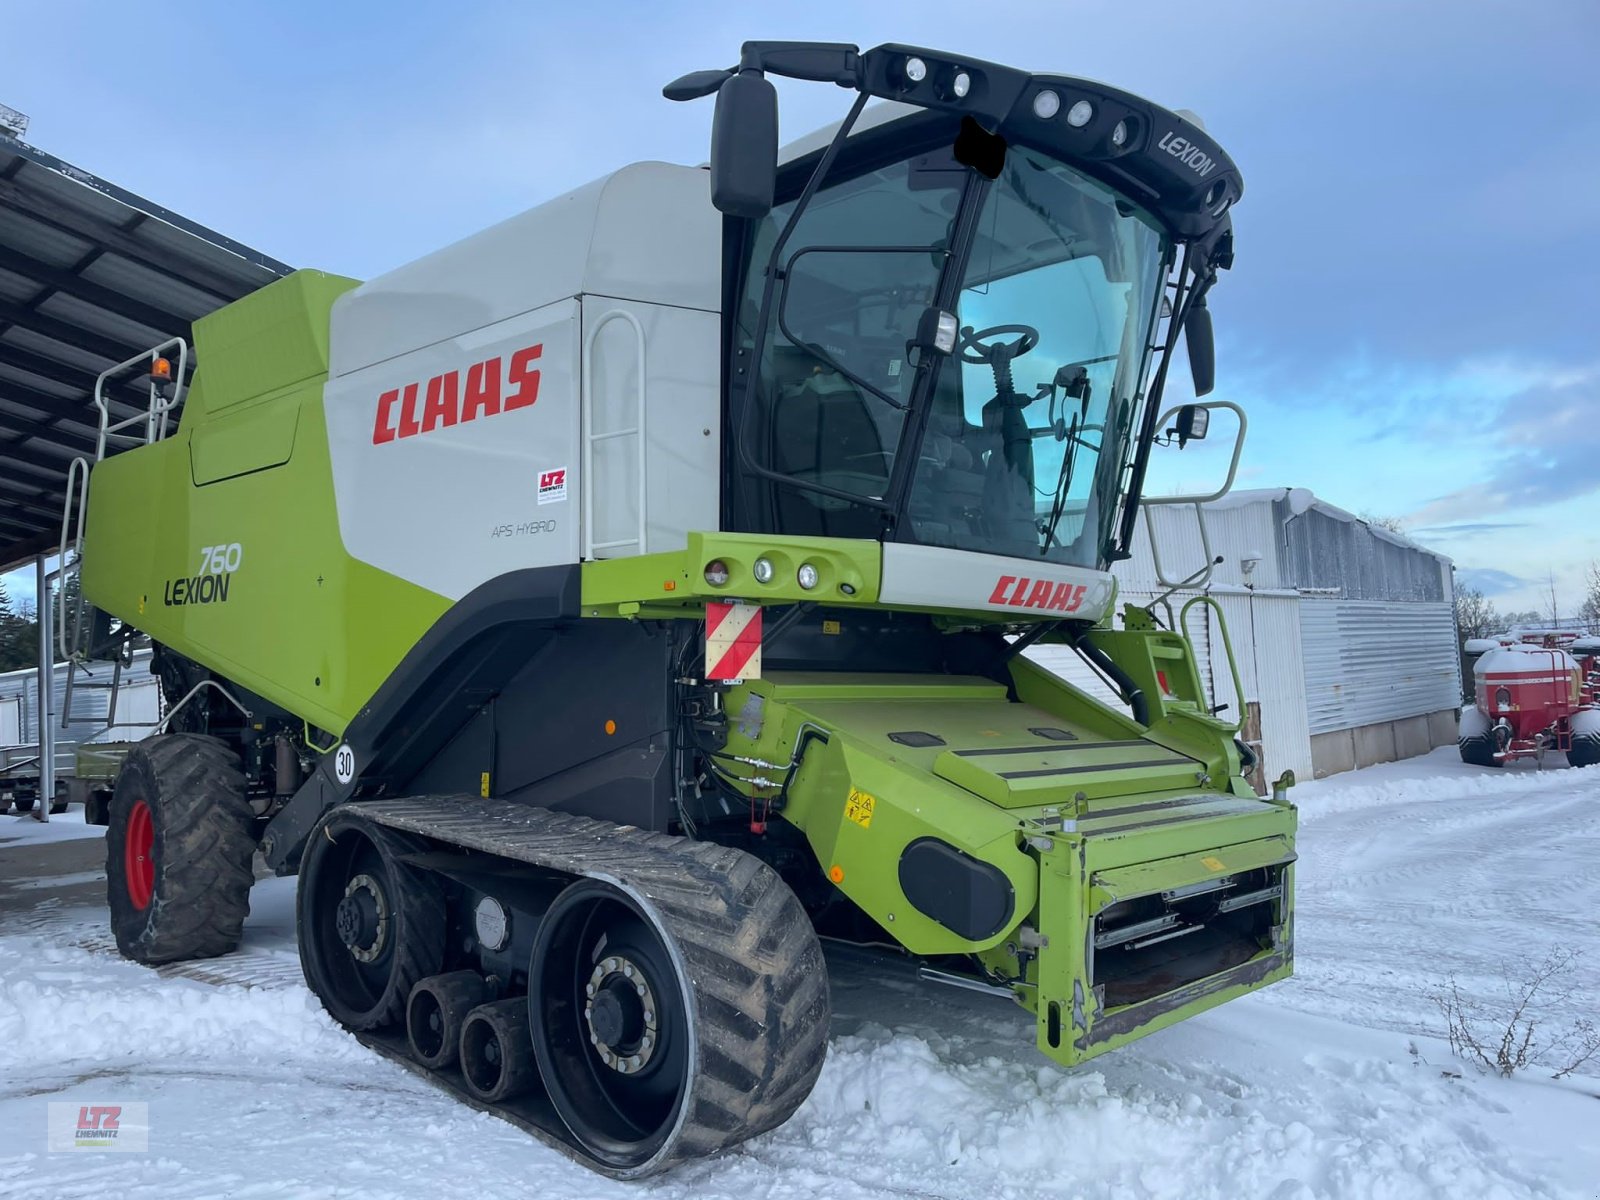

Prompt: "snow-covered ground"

[1,749,1596,1199]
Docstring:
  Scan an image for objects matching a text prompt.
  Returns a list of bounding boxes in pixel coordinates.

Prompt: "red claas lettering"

[372,344,541,444]
[986,576,1090,612]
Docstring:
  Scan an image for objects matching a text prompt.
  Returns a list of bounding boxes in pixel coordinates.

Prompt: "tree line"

[1454,562,1600,642]
[0,578,39,673]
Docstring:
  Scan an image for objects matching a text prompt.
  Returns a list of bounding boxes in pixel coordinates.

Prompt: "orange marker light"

[663,580,677,591]
[149,357,172,381]
[828,865,845,884]
[604,719,617,736]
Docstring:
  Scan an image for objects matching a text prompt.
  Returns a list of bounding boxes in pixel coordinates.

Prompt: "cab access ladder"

[56,338,189,729]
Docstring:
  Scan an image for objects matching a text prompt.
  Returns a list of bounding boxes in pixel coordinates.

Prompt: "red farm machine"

[1459,633,1600,768]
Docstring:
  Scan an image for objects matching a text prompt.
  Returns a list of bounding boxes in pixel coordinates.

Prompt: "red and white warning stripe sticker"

[706,601,762,682]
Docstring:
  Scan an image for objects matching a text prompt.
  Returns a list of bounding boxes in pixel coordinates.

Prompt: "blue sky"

[3,0,1597,615]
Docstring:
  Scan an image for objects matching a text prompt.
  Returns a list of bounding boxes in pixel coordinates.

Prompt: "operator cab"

[676,44,1239,579]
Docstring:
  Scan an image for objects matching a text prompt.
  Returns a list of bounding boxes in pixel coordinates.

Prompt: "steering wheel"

[957,324,1041,365]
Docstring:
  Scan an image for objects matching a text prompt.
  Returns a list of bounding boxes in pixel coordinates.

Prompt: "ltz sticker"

[538,467,567,505]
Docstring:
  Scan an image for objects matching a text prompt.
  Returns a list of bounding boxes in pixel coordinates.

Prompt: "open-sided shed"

[1,118,289,817]
[0,125,290,571]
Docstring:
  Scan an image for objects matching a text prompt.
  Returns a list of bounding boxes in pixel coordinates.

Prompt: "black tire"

[105,733,257,964]
[297,809,446,1030]
[50,782,69,815]
[1569,737,1600,769]
[13,792,35,815]
[1458,732,1501,768]
[460,997,540,1103]
[529,854,829,1175]
[407,970,490,1070]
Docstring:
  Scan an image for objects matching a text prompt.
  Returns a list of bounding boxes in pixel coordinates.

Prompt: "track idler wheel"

[460,997,539,1103]
[407,971,490,1070]
[298,810,446,1030]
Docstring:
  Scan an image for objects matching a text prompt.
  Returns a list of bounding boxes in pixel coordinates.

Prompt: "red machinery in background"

[1460,633,1600,767]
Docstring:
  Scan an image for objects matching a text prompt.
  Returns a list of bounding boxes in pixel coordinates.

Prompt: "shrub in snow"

[1430,947,1600,1080]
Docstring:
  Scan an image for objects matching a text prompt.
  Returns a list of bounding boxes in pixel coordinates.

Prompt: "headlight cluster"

[702,555,825,591]
[1030,88,1140,157]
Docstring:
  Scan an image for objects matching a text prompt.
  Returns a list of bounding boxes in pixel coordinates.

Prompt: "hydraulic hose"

[1071,630,1149,727]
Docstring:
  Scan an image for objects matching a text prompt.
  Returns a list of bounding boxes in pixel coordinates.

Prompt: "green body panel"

[710,651,1296,1066]
[80,272,452,735]
[581,532,884,618]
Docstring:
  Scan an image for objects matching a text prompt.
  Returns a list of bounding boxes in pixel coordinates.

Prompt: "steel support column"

[33,553,53,822]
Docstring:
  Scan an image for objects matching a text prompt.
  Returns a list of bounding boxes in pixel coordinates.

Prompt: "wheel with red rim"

[105,733,257,964]
[124,799,155,909]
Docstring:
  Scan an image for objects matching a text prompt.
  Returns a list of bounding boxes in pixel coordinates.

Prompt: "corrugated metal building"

[1029,488,1458,782]
[0,648,159,778]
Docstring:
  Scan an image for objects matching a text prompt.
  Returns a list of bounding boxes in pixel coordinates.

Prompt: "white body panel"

[325,301,582,600]
[321,162,723,598]
[329,164,719,378]
[580,298,720,560]
[877,543,1115,622]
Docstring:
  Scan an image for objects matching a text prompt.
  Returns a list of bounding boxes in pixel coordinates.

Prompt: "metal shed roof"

[0,130,291,572]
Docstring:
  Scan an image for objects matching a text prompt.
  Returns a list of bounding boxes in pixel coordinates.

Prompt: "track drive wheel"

[105,733,257,964]
[529,863,829,1177]
[298,809,446,1030]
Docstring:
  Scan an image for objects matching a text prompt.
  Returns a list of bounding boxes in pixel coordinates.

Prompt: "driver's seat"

[768,348,886,538]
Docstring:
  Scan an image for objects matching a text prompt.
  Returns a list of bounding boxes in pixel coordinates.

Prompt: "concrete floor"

[0,822,108,919]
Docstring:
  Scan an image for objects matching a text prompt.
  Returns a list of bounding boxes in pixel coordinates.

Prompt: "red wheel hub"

[125,799,155,910]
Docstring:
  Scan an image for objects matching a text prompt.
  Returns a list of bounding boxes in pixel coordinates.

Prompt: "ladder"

[56,338,190,730]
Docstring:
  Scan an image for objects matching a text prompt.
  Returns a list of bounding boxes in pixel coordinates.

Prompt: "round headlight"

[704,559,730,587]
[1066,100,1094,128]
[951,70,971,98]
[797,564,819,590]
[1032,89,1060,119]
[752,557,775,584]
[904,56,928,83]
[1111,119,1129,147]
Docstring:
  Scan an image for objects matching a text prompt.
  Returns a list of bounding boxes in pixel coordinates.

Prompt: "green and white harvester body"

[72,41,1294,1177]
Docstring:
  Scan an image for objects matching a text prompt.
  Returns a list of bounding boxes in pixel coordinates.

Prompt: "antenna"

[0,102,28,139]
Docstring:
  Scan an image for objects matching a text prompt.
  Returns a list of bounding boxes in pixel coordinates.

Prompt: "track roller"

[407,971,490,1070]
[460,997,539,1103]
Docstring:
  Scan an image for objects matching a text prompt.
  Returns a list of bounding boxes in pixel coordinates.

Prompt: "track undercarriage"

[297,798,829,1178]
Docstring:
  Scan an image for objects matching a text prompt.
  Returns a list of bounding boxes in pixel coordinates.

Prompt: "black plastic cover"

[898,837,1015,941]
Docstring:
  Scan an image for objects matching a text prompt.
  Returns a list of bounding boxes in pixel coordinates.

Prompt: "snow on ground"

[0,807,105,846]
[1,750,1596,1199]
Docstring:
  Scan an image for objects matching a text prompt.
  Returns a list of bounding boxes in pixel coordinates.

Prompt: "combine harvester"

[1460,633,1600,767]
[65,41,1295,1177]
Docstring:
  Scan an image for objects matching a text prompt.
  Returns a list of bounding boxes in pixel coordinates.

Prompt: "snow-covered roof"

[1204,487,1449,564]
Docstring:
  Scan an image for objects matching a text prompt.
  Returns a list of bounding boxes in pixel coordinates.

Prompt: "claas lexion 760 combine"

[71,40,1296,1177]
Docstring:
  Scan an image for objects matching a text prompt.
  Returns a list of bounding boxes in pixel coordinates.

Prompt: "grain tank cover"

[327,163,718,379]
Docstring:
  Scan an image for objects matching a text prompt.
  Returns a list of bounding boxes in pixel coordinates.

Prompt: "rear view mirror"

[1185,299,1215,397]
[710,71,779,219]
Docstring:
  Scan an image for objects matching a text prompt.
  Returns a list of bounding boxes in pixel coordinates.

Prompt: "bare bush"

[1430,948,1600,1079]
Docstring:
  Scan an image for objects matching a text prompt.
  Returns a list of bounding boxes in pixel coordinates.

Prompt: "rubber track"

[107,733,256,964]
[352,796,831,1178]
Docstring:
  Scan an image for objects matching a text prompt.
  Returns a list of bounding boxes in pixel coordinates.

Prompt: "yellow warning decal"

[845,787,876,828]
[1201,855,1224,871]
[480,772,491,798]
[822,619,842,635]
